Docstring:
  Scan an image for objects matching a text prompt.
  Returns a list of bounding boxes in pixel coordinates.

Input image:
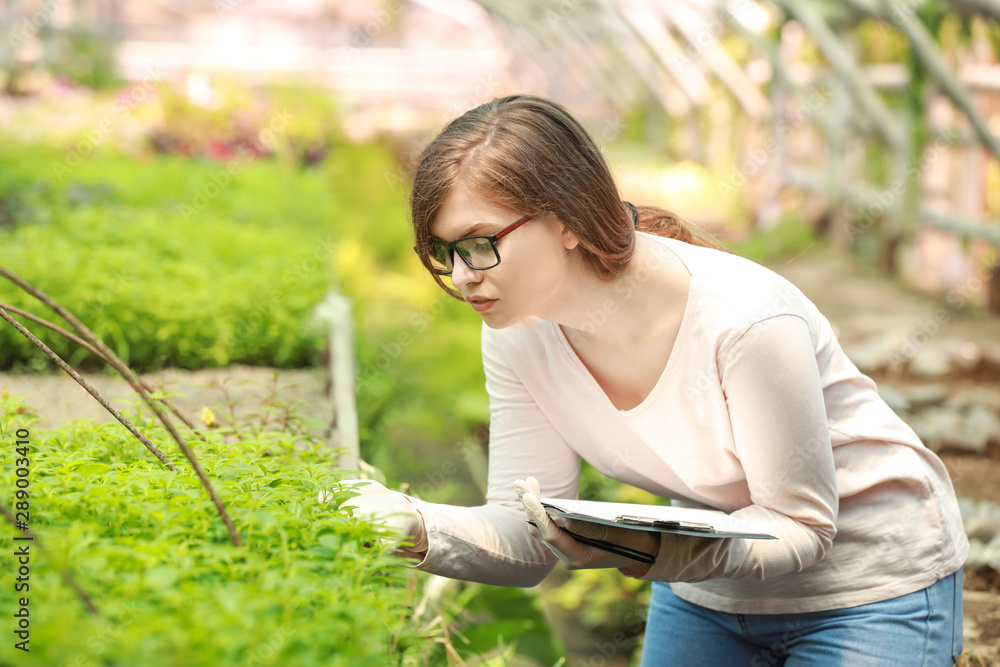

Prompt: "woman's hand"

[319,479,428,557]
[514,477,660,572]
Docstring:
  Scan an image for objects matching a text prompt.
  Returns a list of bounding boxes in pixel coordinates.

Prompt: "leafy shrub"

[0,142,389,372]
[150,80,342,166]
[0,396,430,666]
[0,390,567,666]
[44,29,121,91]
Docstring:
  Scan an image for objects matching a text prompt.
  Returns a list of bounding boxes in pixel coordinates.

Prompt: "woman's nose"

[449,255,483,291]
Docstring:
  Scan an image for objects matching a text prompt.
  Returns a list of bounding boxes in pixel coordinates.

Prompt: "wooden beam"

[772,0,908,152]
[783,166,1000,244]
[660,1,771,119]
[921,211,1000,244]
[617,0,709,110]
[885,0,1000,164]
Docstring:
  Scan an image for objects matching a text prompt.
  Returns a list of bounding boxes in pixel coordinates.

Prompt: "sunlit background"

[2,1,1000,665]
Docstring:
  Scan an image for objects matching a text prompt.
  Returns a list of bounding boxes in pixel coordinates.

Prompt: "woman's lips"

[466,297,496,313]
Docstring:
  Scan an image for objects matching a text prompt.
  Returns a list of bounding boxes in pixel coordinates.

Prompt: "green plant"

[0,266,559,665]
[728,219,818,264]
[43,29,121,91]
[0,379,572,667]
[0,141,407,372]
[0,131,493,501]
[0,393,433,666]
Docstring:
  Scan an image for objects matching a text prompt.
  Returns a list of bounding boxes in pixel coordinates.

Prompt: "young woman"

[339,95,968,666]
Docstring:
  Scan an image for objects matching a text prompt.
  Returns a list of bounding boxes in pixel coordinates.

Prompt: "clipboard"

[526,519,658,564]
[539,497,777,540]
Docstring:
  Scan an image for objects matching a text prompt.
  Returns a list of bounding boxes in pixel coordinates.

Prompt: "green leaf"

[145,565,180,590]
[250,509,278,530]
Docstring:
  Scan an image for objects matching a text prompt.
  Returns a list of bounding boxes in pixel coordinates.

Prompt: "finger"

[513,477,542,498]
[514,479,563,541]
[519,492,563,542]
[514,479,567,537]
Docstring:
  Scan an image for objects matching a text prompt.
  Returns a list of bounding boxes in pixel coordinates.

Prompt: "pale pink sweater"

[406,234,968,614]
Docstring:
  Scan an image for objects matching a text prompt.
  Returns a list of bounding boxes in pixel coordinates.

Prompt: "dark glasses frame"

[415,214,535,276]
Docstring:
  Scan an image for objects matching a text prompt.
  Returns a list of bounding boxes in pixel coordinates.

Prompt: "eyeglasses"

[416,214,534,276]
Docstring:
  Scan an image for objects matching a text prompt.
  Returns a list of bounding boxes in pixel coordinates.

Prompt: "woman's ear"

[560,221,580,250]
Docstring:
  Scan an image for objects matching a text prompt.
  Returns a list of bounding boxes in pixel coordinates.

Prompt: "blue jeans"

[639,569,963,666]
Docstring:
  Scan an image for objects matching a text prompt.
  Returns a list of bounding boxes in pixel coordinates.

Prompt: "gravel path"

[1,365,329,431]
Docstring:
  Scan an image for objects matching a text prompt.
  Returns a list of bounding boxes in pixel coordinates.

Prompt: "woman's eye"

[432,246,450,263]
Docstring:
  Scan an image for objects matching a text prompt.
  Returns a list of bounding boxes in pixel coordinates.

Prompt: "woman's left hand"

[514,477,660,572]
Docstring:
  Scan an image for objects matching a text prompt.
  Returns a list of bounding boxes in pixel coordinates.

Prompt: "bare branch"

[0,302,102,358]
[0,301,206,437]
[0,268,243,547]
[0,305,178,471]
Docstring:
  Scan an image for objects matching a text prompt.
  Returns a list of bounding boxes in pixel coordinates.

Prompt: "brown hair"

[410,95,726,297]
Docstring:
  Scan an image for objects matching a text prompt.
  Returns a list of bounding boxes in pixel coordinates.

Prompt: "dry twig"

[0,305,177,471]
[0,301,206,437]
[0,267,242,547]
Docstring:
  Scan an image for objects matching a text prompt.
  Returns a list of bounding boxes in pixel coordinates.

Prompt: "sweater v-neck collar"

[550,235,701,417]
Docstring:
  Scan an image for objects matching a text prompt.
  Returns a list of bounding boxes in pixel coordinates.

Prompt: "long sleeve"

[634,314,839,583]
[406,323,582,586]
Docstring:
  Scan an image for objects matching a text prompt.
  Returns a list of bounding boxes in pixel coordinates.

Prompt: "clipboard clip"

[615,515,716,533]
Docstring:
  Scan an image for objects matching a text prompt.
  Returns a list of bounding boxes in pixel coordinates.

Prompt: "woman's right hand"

[515,476,660,572]
[319,479,428,557]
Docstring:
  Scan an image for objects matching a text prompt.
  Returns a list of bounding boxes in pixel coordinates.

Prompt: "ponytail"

[633,204,730,253]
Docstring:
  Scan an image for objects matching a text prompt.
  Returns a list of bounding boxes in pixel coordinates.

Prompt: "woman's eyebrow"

[456,223,491,238]
[432,223,491,243]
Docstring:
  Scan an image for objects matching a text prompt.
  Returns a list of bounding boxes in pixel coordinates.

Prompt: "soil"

[947,449,1000,664]
[2,244,999,664]
[0,365,330,431]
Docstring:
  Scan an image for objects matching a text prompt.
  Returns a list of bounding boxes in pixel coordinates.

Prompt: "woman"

[339,95,968,665]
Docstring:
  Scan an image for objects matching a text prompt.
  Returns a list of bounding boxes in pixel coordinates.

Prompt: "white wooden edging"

[316,289,360,472]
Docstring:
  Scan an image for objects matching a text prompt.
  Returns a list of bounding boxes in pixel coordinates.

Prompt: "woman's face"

[430,181,579,329]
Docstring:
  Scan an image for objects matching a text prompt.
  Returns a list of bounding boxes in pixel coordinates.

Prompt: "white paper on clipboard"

[539,497,777,539]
